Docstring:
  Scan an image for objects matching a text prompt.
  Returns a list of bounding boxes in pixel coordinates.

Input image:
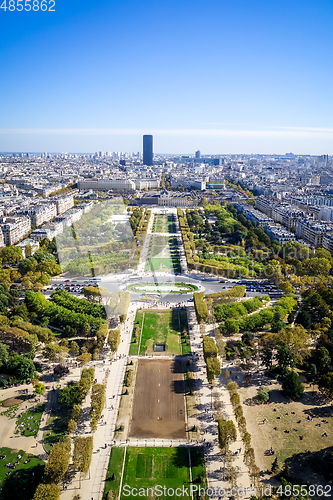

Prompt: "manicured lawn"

[145,235,181,273]
[129,309,191,356]
[0,447,44,500]
[14,403,45,437]
[145,257,181,273]
[103,446,206,500]
[152,215,176,234]
[103,446,125,500]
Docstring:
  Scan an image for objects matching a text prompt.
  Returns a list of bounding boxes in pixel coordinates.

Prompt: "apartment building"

[318,207,333,222]
[264,224,296,245]
[20,203,57,227]
[78,179,135,191]
[296,220,333,248]
[255,197,273,217]
[30,222,64,242]
[54,209,82,226]
[323,234,333,254]
[245,209,274,227]
[0,216,31,246]
[134,179,160,190]
[54,193,75,215]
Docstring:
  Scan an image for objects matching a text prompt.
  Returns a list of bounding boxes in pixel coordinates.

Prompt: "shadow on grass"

[284,446,333,484]
[0,464,44,500]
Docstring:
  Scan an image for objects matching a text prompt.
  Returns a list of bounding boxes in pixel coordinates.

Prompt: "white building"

[78,179,135,191]
[0,216,31,246]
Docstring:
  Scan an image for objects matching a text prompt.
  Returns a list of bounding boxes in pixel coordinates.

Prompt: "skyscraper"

[195,150,201,159]
[143,135,153,166]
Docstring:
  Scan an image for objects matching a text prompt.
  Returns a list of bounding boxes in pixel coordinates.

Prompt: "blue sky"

[1,0,333,154]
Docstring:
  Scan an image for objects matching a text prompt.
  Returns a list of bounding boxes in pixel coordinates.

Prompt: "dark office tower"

[143,135,153,166]
[195,150,201,159]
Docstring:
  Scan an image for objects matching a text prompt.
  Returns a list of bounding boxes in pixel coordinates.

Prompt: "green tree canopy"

[282,370,305,400]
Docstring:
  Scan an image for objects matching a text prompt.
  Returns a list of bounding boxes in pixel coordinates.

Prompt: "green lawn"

[145,235,181,273]
[145,257,181,273]
[14,403,45,437]
[152,215,176,234]
[129,309,191,356]
[104,447,206,500]
[103,446,125,500]
[0,447,44,500]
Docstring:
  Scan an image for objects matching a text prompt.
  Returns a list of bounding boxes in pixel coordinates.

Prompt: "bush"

[257,388,269,403]
[282,370,304,400]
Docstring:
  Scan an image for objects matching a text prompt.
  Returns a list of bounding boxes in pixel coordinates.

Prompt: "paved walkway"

[186,306,254,496]
[60,206,255,500]
[60,302,138,500]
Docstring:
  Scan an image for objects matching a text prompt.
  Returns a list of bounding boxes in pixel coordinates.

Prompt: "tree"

[309,363,317,391]
[276,341,296,372]
[58,384,82,407]
[0,342,9,365]
[260,346,273,370]
[70,341,80,356]
[218,418,237,453]
[6,355,36,380]
[318,372,333,400]
[279,281,293,294]
[257,388,269,403]
[73,436,93,475]
[33,484,60,500]
[1,245,23,264]
[67,418,77,434]
[25,244,32,258]
[223,368,230,380]
[34,382,46,395]
[43,343,68,364]
[53,364,70,378]
[72,404,81,422]
[315,347,331,374]
[45,436,71,483]
[77,352,92,366]
[282,370,304,400]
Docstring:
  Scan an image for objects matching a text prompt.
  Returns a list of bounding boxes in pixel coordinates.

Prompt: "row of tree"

[202,336,221,383]
[214,296,264,322]
[193,292,208,323]
[25,290,106,336]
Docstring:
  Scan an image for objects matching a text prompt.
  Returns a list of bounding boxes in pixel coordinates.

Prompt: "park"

[144,235,181,273]
[129,308,191,356]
